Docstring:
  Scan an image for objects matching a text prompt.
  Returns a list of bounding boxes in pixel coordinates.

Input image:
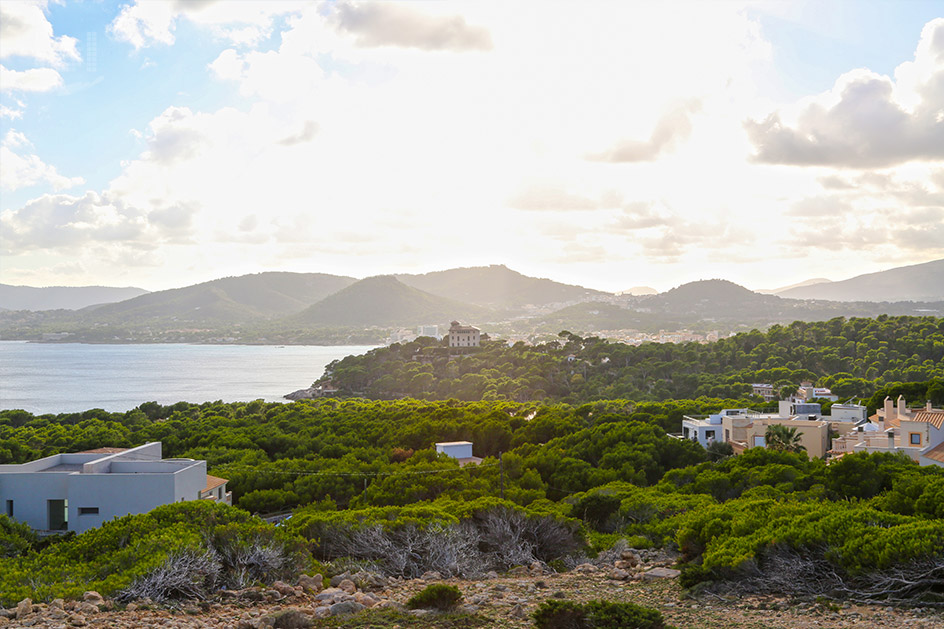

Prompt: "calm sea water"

[0,342,376,414]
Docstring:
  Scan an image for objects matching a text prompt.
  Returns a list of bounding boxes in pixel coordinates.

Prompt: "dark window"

[78,507,99,515]
[48,499,68,531]
[706,430,716,439]
[5,500,11,517]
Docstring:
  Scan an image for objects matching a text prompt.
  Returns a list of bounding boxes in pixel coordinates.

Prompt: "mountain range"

[0,284,149,311]
[1,260,941,343]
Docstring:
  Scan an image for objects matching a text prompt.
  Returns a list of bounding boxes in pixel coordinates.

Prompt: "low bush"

[533,599,671,629]
[406,584,462,610]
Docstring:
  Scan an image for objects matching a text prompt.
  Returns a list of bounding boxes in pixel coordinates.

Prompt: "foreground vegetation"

[2,392,943,607]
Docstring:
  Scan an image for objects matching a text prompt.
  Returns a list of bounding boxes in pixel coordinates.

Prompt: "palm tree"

[764,424,805,453]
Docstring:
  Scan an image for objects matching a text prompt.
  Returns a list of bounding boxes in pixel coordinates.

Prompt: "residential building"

[778,400,822,419]
[828,403,868,423]
[435,441,482,467]
[448,321,481,348]
[682,408,831,458]
[682,408,755,448]
[797,382,838,402]
[417,325,440,340]
[829,397,944,466]
[751,383,776,401]
[0,442,230,534]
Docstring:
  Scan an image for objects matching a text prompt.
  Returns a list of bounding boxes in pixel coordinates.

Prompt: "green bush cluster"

[406,584,463,610]
[0,502,308,606]
[533,599,671,629]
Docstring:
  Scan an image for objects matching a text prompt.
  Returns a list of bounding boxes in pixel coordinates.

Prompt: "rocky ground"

[3,552,942,628]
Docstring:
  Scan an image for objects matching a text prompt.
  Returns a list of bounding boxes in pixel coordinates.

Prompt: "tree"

[764,424,805,454]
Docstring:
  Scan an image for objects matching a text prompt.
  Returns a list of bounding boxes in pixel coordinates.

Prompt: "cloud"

[331,1,493,52]
[278,120,318,146]
[746,19,944,168]
[787,196,851,217]
[0,1,80,67]
[588,101,701,163]
[0,191,196,254]
[0,65,63,92]
[108,1,304,49]
[0,130,83,191]
[508,185,615,212]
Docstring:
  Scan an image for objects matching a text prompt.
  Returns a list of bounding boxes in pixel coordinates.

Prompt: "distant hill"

[779,259,944,302]
[397,264,608,309]
[618,286,658,296]
[647,279,785,312]
[84,272,356,324]
[756,278,831,295]
[291,275,491,327]
[0,284,149,311]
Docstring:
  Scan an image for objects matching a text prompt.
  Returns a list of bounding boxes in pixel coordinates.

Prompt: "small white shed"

[435,441,474,459]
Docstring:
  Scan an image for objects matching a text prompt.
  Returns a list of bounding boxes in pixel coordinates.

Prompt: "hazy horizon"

[2,1,943,293]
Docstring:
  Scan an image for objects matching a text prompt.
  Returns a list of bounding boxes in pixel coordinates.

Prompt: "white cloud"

[0,129,83,191]
[0,0,80,67]
[330,1,493,51]
[108,0,304,49]
[0,65,63,92]
[747,18,944,168]
[588,101,702,163]
[0,190,195,254]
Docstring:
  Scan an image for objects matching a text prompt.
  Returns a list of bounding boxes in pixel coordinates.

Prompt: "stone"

[15,599,32,620]
[420,571,442,581]
[338,578,357,594]
[353,592,379,608]
[49,599,64,610]
[328,601,365,616]
[642,567,681,580]
[575,563,597,573]
[68,614,87,627]
[510,603,528,619]
[620,550,640,566]
[608,568,629,581]
[508,565,529,577]
[81,592,104,607]
[315,587,345,601]
[485,571,499,579]
[272,581,297,597]
[297,574,323,594]
[267,609,313,629]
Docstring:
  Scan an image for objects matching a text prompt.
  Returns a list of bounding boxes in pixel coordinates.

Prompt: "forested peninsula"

[319,316,944,403]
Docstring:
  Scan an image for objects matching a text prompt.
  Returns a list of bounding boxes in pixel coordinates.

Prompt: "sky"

[1,0,943,294]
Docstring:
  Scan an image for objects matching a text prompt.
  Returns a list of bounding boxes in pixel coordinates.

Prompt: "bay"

[0,341,377,414]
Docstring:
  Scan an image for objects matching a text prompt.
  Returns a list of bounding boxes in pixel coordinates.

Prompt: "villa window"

[78,507,99,515]
[910,433,921,445]
[706,430,716,440]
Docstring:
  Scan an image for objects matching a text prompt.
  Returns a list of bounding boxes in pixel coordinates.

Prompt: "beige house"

[683,408,831,458]
[448,321,481,348]
[830,397,944,466]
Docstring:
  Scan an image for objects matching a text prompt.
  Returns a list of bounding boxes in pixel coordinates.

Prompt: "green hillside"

[398,264,608,309]
[83,272,356,324]
[291,275,492,327]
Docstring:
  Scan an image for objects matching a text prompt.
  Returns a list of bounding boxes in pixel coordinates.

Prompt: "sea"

[0,341,377,415]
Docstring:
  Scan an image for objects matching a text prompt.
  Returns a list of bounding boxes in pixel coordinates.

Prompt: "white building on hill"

[449,321,481,347]
[0,442,230,534]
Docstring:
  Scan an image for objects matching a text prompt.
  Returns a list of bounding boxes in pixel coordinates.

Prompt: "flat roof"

[436,441,473,446]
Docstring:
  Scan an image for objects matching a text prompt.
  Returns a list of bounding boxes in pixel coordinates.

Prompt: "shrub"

[584,600,669,629]
[533,600,670,629]
[533,599,587,628]
[405,583,462,610]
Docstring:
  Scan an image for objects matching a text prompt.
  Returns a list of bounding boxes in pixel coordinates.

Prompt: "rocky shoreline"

[3,552,942,628]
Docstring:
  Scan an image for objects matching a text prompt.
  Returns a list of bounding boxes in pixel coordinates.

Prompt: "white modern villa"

[0,442,230,534]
